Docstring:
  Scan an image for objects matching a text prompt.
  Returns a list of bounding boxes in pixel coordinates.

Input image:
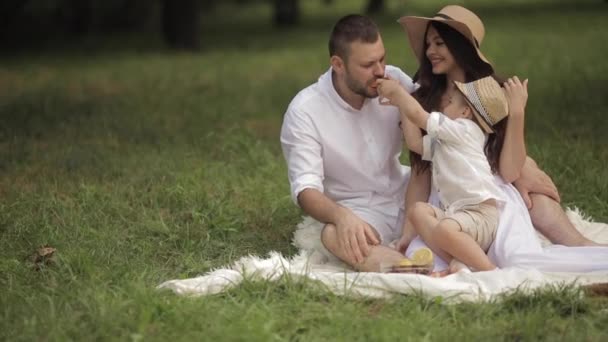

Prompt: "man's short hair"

[328,14,380,60]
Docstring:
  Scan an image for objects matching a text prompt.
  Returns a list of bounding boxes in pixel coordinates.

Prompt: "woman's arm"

[498,77,528,182]
[404,167,431,213]
[513,156,560,208]
[499,78,561,207]
[499,109,526,182]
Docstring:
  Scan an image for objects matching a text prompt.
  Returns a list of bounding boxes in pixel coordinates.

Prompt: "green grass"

[1,0,608,340]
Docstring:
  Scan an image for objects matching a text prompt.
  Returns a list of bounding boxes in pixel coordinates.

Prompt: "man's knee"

[320,223,338,251]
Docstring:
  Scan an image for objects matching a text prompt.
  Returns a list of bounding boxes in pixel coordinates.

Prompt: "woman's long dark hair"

[410,21,506,175]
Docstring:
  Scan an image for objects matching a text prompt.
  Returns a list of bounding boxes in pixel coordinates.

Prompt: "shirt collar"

[319,67,366,112]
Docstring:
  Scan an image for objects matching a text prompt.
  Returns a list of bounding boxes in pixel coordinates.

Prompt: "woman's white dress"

[406,176,608,272]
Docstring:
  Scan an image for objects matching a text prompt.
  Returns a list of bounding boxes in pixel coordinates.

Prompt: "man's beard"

[345,73,380,99]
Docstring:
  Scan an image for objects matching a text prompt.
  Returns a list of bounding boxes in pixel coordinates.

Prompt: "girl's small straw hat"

[454,76,509,134]
[398,5,491,66]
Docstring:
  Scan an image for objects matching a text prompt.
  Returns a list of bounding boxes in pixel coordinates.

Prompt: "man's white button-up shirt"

[280,66,416,217]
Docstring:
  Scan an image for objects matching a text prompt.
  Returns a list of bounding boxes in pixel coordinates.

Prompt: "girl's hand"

[376,78,407,106]
[503,76,528,118]
[395,219,417,254]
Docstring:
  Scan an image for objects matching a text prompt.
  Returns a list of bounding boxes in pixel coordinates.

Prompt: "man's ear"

[330,55,345,73]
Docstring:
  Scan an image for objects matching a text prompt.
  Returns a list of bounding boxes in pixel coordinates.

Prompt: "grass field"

[1,0,608,340]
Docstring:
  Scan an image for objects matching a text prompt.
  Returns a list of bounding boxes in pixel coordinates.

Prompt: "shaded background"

[1,1,608,341]
[1,0,391,51]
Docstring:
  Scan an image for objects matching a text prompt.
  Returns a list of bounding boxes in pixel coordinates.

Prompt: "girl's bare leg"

[409,202,452,263]
[432,219,496,271]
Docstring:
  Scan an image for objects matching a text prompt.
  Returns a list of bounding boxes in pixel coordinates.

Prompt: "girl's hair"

[410,21,506,175]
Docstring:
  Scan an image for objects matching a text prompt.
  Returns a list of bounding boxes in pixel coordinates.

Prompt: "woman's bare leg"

[529,193,605,246]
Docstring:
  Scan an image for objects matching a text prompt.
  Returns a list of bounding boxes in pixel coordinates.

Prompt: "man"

[280,14,603,272]
[280,15,416,271]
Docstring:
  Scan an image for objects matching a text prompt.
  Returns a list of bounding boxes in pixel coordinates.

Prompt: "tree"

[365,0,384,14]
[274,0,299,27]
[161,0,201,50]
[62,0,93,35]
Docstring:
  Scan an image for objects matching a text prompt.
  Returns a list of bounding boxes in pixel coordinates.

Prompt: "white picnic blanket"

[158,206,608,302]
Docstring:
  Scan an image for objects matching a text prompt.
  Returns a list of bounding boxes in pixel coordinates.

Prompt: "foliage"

[1,0,607,340]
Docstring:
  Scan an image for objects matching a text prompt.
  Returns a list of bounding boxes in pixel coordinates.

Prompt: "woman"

[397,5,608,271]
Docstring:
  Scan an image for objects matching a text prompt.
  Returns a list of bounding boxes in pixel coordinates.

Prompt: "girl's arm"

[398,98,429,132]
[401,116,423,155]
[395,94,429,132]
[377,78,429,131]
[499,77,528,183]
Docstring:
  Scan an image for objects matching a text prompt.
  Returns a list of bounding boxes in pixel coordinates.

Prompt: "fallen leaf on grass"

[28,245,57,270]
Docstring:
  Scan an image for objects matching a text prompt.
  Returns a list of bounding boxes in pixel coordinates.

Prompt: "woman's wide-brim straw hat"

[398,5,491,66]
[454,76,509,134]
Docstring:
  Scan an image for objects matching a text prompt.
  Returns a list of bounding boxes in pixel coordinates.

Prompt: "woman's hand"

[503,76,528,118]
[513,157,561,209]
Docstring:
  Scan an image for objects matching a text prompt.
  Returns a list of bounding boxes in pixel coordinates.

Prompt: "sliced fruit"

[411,247,433,266]
[398,258,413,267]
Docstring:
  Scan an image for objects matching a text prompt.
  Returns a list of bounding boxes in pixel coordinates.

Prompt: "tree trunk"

[161,0,201,50]
[108,0,153,31]
[365,0,384,14]
[65,0,92,35]
[274,0,299,27]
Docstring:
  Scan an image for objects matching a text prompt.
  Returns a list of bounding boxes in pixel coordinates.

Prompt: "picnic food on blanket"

[411,247,433,265]
[382,247,434,274]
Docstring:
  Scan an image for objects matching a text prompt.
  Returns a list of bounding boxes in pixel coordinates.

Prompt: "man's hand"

[334,207,380,265]
[513,157,560,209]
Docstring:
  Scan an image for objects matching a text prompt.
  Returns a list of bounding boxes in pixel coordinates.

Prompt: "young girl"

[378,75,514,272]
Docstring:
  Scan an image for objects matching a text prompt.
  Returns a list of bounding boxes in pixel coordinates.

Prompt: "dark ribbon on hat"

[433,13,480,48]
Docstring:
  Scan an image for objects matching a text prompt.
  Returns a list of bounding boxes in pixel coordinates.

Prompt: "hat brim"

[397,16,491,67]
[470,104,494,134]
[454,81,494,134]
